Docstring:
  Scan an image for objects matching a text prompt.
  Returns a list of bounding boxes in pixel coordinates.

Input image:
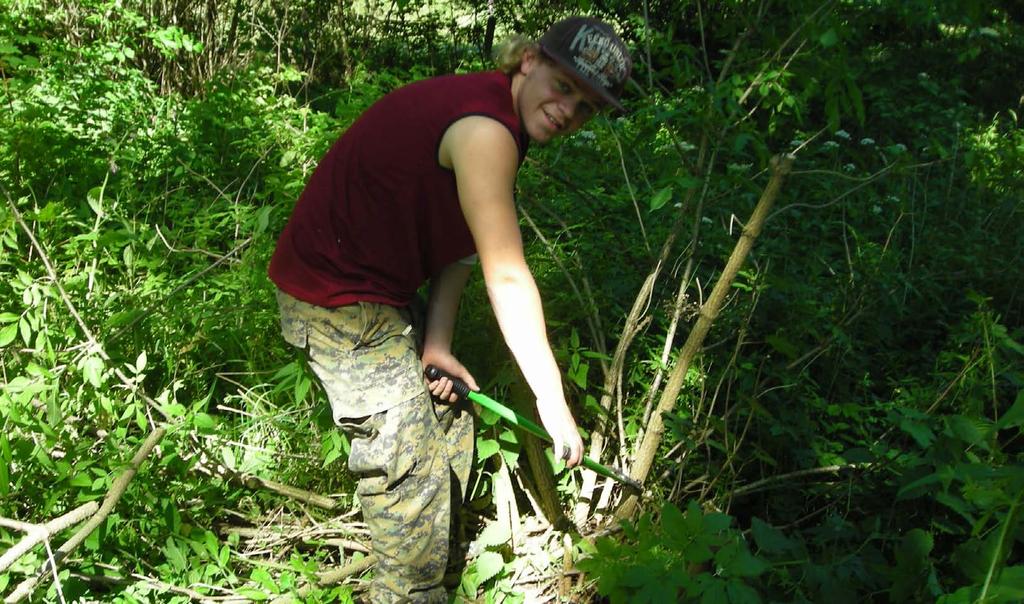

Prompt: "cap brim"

[540,44,626,113]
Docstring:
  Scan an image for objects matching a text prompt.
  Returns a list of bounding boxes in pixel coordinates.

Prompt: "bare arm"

[422,260,478,402]
[439,115,584,466]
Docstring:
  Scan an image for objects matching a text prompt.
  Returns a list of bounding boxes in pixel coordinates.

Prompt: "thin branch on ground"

[269,554,378,604]
[4,427,166,603]
[0,502,99,573]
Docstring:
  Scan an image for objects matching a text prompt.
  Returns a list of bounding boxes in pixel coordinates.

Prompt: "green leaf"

[649,187,674,212]
[819,29,838,47]
[193,413,216,431]
[294,375,312,403]
[498,428,518,445]
[844,75,865,125]
[477,521,511,548]
[569,361,588,388]
[946,415,990,448]
[934,491,975,525]
[87,186,104,217]
[0,323,16,347]
[897,468,948,500]
[951,536,998,584]
[0,312,18,323]
[255,205,272,236]
[0,434,10,497]
[896,528,933,567]
[161,403,187,417]
[322,432,346,467]
[704,512,732,534]
[935,568,1024,604]
[898,417,935,448]
[18,317,31,346]
[716,542,768,578]
[104,309,145,329]
[764,334,798,360]
[251,567,277,593]
[236,588,269,600]
[750,518,796,554]
[477,438,500,460]
[661,501,688,537]
[69,472,93,488]
[685,500,704,534]
[474,551,505,584]
[675,175,701,190]
[996,390,1024,429]
[479,406,500,426]
[700,578,729,604]
[500,448,519,467]
[82,356,105,387]
[164,537,187,570]
[726,579,763,604]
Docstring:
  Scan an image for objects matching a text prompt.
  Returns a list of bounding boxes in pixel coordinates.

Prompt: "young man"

[269,16,630,602]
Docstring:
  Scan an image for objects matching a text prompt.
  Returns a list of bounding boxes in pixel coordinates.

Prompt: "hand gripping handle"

[424,365,472,399]
[423,365,644,493]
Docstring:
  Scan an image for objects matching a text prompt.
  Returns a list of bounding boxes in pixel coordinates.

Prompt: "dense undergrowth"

[1,0,1022,602]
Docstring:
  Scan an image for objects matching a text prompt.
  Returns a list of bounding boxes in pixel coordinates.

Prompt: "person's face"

[516,51,605,144]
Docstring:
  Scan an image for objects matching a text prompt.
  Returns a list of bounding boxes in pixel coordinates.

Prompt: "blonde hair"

[493,35,539,74]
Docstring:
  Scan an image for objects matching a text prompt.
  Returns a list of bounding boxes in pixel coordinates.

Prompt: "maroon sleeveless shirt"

[269,71,528,307]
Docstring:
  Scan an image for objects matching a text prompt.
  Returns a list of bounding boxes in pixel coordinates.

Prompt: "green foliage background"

[1,0,1022,602]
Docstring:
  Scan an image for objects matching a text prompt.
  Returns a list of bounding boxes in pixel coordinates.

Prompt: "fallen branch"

[222,526,370,553]
[316,554,378,586]
[68,571,223,602]
[4,427,166,603]
[238,474,337,510]
[269,554,379,604]
[730,463,874,498]
[0,502,99,573]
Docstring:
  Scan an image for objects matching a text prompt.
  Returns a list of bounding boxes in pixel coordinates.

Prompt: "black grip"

[424,365,471,399]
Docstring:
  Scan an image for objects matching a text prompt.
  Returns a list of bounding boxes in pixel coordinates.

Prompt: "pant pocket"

[348,394,448,497]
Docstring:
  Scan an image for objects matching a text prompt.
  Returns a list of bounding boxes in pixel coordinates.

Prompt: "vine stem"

[607,119,649,252]
[979,489,1022,602]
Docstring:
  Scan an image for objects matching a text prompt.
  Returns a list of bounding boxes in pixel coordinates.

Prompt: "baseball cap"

[538,16,632,111]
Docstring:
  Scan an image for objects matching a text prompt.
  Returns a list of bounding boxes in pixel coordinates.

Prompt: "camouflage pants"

[275,290,474,603]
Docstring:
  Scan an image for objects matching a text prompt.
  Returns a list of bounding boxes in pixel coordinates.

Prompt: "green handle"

[425,365,642,492]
